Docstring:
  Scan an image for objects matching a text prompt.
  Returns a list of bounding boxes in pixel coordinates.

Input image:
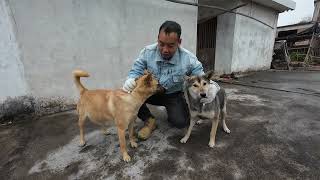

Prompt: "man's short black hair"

[159,21,181,38]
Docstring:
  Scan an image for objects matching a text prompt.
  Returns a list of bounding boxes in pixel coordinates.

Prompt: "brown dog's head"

[134,71,164,95]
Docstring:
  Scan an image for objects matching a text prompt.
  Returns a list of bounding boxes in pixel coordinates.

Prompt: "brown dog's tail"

[73,70,89,94]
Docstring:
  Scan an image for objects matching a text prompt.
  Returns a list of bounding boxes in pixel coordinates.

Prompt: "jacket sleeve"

[127,48,147,79]
[190,55,205,76]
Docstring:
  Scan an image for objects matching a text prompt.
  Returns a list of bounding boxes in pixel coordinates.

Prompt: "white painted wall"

[215,13,236,74]
[1,0,197,102]
[215,2,278,74]
[232,3,278,72]
[0,0,27,101]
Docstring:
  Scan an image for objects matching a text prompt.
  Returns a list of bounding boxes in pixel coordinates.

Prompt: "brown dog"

[73,70,162,162]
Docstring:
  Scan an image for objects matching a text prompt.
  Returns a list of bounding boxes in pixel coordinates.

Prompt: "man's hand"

[122,78,136,93]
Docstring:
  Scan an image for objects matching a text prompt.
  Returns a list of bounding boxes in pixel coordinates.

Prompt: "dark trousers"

[138,92,190,129]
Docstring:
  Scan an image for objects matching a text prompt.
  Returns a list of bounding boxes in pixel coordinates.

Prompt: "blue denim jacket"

[127,43,204,94]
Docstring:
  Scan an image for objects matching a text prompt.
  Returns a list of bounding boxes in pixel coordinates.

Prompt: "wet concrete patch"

[225,88,269,106]
[0,95,75,123]
[0,96,35,123]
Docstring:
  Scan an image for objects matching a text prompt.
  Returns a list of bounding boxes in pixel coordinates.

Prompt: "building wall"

[313,0,320,22]
[232,3,278,72]
[215,2,278,74]
[0,0,197,118]
[9,0,197,99]
[215,13,236,74]
[0,0,27,101]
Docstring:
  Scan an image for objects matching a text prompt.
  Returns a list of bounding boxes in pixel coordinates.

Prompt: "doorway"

[197,17,217,71]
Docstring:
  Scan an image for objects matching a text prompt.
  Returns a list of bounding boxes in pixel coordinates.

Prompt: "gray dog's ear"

[203,70,215,80]
[184,75,191,81]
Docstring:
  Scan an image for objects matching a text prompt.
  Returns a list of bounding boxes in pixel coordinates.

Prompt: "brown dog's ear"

[203,70,215,80]
[144,69,151,75]
[144,73,152,86]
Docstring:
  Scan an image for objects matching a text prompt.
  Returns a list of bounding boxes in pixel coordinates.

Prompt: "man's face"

[157,30,181,60]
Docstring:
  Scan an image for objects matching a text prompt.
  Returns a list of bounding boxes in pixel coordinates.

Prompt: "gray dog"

[180,71,230,147]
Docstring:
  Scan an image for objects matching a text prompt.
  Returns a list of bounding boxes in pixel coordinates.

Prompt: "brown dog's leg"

[117,127,131,162]
[78,114,86,147]
[209,113,220,148]
[128,121,138,148]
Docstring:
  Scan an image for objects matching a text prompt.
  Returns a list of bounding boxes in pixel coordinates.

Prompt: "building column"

[214,13,236,74]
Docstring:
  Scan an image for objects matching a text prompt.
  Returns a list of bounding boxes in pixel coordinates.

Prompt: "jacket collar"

[156,46,180,65]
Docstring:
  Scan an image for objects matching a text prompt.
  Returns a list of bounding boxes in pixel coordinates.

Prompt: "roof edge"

[252,0,296,12]
[277,21,314,29]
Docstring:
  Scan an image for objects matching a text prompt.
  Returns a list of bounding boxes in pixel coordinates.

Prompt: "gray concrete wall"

[0,0,27,101]
[313,0,320,22]
[198,0,240,22]
[0,0,197,119]
[9,0,197,99]
[232,3,278,72]
[215,13,236,74]
[215,2,278,74]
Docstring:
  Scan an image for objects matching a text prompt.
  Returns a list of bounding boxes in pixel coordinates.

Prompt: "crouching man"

[123,21,204,140]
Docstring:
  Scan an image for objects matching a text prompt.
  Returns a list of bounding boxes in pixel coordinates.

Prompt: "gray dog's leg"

[221,102,230,134]
[209,114,220,148]
[180,119,196,143]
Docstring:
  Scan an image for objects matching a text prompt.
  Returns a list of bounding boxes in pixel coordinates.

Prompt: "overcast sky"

[277,0,314,26]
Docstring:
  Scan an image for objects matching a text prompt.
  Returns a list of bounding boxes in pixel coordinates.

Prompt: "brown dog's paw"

[101,130,111,136]
[130,141,138,148]
[123,153,131,162]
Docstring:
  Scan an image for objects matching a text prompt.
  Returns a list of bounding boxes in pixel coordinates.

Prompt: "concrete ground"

[1,71,320,180]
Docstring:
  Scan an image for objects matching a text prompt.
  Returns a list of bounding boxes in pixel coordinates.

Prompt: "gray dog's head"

[184,71,219,100]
